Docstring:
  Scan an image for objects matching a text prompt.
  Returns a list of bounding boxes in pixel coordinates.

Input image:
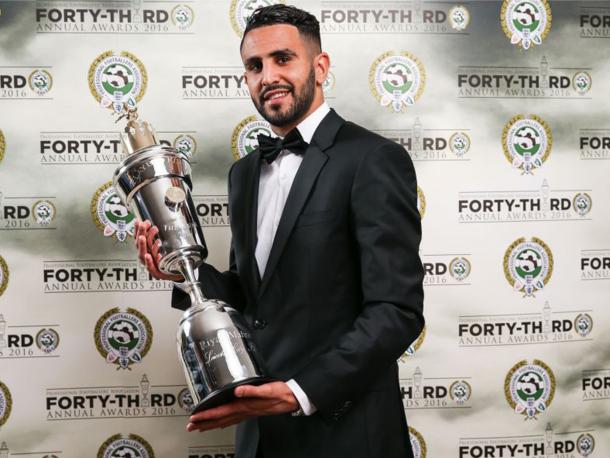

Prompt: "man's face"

[241,24,319,129]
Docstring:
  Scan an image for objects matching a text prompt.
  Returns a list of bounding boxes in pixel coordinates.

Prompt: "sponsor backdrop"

[0,0,608,457]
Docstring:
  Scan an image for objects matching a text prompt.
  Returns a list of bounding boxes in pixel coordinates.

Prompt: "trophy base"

[192,376,276,413]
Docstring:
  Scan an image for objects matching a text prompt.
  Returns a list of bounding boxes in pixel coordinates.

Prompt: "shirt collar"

[295,102,330,144]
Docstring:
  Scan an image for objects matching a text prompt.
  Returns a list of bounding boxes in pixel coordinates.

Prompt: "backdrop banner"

[0,0,608,457]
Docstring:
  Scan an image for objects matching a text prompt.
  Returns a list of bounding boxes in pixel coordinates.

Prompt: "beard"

[252,66,316,128]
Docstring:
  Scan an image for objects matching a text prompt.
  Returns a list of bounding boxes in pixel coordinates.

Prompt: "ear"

[314,52,330,86]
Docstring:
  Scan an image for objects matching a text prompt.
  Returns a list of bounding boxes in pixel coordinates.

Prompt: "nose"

[261,61,280,87]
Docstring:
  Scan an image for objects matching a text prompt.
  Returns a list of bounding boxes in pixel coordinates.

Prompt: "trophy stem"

[176,257,207,307]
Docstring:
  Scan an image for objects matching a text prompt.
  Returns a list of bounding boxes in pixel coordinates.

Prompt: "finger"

[152,252,183,282]
[187,417,238,432]
[135,219,150,241]
[147,225,159,252]
[187,414,248,432]
[137,235,149,265]
[189,401,247,423]
[144,253,164,280]
[151,238,161,261]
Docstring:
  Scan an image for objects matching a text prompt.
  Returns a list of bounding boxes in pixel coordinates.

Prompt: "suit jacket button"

[253,319,267,329]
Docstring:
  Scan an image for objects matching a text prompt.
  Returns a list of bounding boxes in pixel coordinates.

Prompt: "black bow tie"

[257,129,309,164]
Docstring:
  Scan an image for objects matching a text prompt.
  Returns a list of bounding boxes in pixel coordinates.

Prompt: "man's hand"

[186,382,300,432]
[134,220,183,281]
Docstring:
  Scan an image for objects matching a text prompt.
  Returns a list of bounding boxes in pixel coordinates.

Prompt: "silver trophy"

[112,106,271,413]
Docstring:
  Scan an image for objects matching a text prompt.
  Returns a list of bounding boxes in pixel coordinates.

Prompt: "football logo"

[97,433,155,458]
[91,182,135,242]
[573,193,592,217]
[171,5,194,30]
[0,381,12,427]
[0,129,5,164]
[95,307,153,370]
[230,0,285,35]
[574,313,593,338]
[449,132,471,158]
[28,69,53,96]
[449,380,472,405]
[89,51,147,113]
[449,257,471,281]
[231,116,272,160]
[502,115,552,175]
[505,359,555,420]
[449,5,470,31]
[36,328,60,354]
[32,200,56,226]
[0,255,8,297]
[501,0,552,49]
[173,134,197,160]
[370,51,425,113]
[409,426,427,458]
[400,327,426,362]
[504,237,553,297]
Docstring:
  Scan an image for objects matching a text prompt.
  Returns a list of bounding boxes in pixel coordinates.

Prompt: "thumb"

[235,383,277,399]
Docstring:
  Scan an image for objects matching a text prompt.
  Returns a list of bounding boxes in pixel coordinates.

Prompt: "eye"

[246,61,262,72]
[277,55,291,65]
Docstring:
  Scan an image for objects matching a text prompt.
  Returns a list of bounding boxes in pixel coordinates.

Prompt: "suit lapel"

[238,150,262,294]
[257,109,345,298]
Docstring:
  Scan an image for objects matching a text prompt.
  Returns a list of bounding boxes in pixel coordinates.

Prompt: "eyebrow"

[244,48,298,68]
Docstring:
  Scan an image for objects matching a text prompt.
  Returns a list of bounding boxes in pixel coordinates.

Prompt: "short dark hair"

[240,4,321,52]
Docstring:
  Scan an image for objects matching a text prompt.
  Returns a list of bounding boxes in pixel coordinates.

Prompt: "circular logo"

[95,307,153,370]
[449,132,471,158]
[231,115,272,160]
[573,192,592,217]
[504,237,553,297]
[91,181,135,242]
[173,134,197,159]
[28,69,53,96]
[576,433,595,456]
[449,257,471,281]
[449,380,472,405]
[97,433,155,458]
[0,255,8,297]
[36,328,60,354]
[501,0,552,49]
[574,313,593,338]
[323,70,336,95]
[408,426,427,458]
[230,0,286,36]
[89,51,147,113]
[449,5,470,31]
[400,326,426,362]
[32,200,56,226]
[0,129,5,164]
[370,52,425,113]
[178,388,195,412]
[502,115,552,175]
[572,71,592,95]
[0,381,12,427]
[171,4,194,30]
[505,359,555,419]
[417,186,426,219]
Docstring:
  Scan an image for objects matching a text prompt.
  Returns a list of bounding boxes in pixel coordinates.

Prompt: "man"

[136,5,424,458]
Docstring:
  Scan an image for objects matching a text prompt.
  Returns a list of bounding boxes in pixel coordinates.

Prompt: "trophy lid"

[118,105,158,155]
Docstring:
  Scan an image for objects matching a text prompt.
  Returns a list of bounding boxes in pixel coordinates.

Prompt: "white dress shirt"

[255,102,330,415]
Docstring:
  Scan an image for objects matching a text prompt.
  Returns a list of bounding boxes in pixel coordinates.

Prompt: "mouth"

[261,87,292,106]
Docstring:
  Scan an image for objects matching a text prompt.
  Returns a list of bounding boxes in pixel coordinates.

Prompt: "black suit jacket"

[173,110,425,458]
